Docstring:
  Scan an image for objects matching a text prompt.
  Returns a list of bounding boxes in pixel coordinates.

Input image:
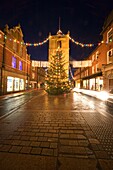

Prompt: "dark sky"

[0,0,113,61]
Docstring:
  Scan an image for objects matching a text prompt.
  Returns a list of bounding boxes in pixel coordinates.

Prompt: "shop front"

[7,76,25,92]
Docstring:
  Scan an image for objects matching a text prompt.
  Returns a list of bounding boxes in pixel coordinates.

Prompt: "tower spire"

[59,17,61,30]
[57,17,62,35]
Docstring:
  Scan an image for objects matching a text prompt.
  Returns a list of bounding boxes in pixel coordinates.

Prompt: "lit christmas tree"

[45,49,71,95]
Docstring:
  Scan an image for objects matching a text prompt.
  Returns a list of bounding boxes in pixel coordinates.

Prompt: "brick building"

[74,10,113,91]
[0,24,31,95]
[102,10,113,91]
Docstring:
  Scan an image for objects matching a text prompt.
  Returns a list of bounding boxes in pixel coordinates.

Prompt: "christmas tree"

[45,49,71,95]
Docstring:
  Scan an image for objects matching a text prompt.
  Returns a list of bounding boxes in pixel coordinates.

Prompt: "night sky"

[0,0,113,61]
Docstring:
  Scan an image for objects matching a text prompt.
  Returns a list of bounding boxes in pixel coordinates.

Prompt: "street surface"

[0,89,113,170]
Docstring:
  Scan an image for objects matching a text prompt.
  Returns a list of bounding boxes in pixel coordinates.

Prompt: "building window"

[57,41,61,48]
[12,56,16,68]
[109,79,113,90]
[7,76,14,92]
[92,55,94,62]
[96,64,98,72]
[107,28,113,43]
[107,49,113,64]
[92,66,94,74]
[19,46,22,56]
[13,40,17,52]
[20,79,24,90]
[32,72,35,79]
[96,51,99,60]
[14,78,19,91]
[19,61,22,70]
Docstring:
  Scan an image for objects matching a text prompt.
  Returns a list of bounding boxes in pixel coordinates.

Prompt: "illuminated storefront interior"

[7,76,25,92]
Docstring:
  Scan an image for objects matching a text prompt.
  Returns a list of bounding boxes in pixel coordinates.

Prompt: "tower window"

[57,41,62,48]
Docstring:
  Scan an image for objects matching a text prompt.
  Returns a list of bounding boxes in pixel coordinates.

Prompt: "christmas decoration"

[0,32,105,48]
[45,49,71,95]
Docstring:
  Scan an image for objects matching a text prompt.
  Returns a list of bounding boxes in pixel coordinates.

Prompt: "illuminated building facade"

[74,10,113,91]
[0,24,30,95]
[48,30,70,80]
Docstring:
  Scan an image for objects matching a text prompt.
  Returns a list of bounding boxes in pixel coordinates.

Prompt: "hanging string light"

[0,32,105,48]
[69,36,94,47]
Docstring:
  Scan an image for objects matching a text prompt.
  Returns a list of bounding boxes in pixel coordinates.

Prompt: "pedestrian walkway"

[73,87,113,104]
[0,89,113,169]
[0,89,37,100]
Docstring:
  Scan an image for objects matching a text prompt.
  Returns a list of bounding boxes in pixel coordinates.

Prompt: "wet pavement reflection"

[0,89,113,169]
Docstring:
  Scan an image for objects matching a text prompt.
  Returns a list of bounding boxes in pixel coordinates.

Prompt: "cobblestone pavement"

[0,90,113,169]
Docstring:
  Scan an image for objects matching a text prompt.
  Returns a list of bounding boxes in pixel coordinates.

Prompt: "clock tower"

[48,29,70,80]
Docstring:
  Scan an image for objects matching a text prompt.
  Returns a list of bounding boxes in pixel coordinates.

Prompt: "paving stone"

[11,140,21,145]
[36,133,44,137]
[20,146,32,154]
[52,133,58,137]
[21,136,30,141]
[31,148,42,155]
[0,152,57,170]
[48,138,58,142]
[40,142,50,148]
[59,146,87,155]
[44,133,53,137]
[41,148,53,156]
[0,144,11,152]
[38,137,48,141]
[89,138,100,144]
[3,139,12,145]
[30,141,40,147]
[58,157,97,170]
[78,139,89,146]
[9,146,22,153]
[98,159,113,170]
[60,134,70,138]
[69,140,78,146]
[60,139,69,145]
[29,136,38,141]
[50,143,58,149]
[11,135,20,140]
[94,151,110,159]
[20,140,31,146]
[77,134,87,140]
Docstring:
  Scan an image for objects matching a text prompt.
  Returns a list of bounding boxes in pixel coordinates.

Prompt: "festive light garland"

[0,33,104,48]
[69,36,94,47]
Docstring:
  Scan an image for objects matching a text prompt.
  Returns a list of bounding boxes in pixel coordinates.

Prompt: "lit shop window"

[19,61,22,70]
[14,78,19,91]
[12,56,16,68]
[20,79,24,90]
[7,76,13,92]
